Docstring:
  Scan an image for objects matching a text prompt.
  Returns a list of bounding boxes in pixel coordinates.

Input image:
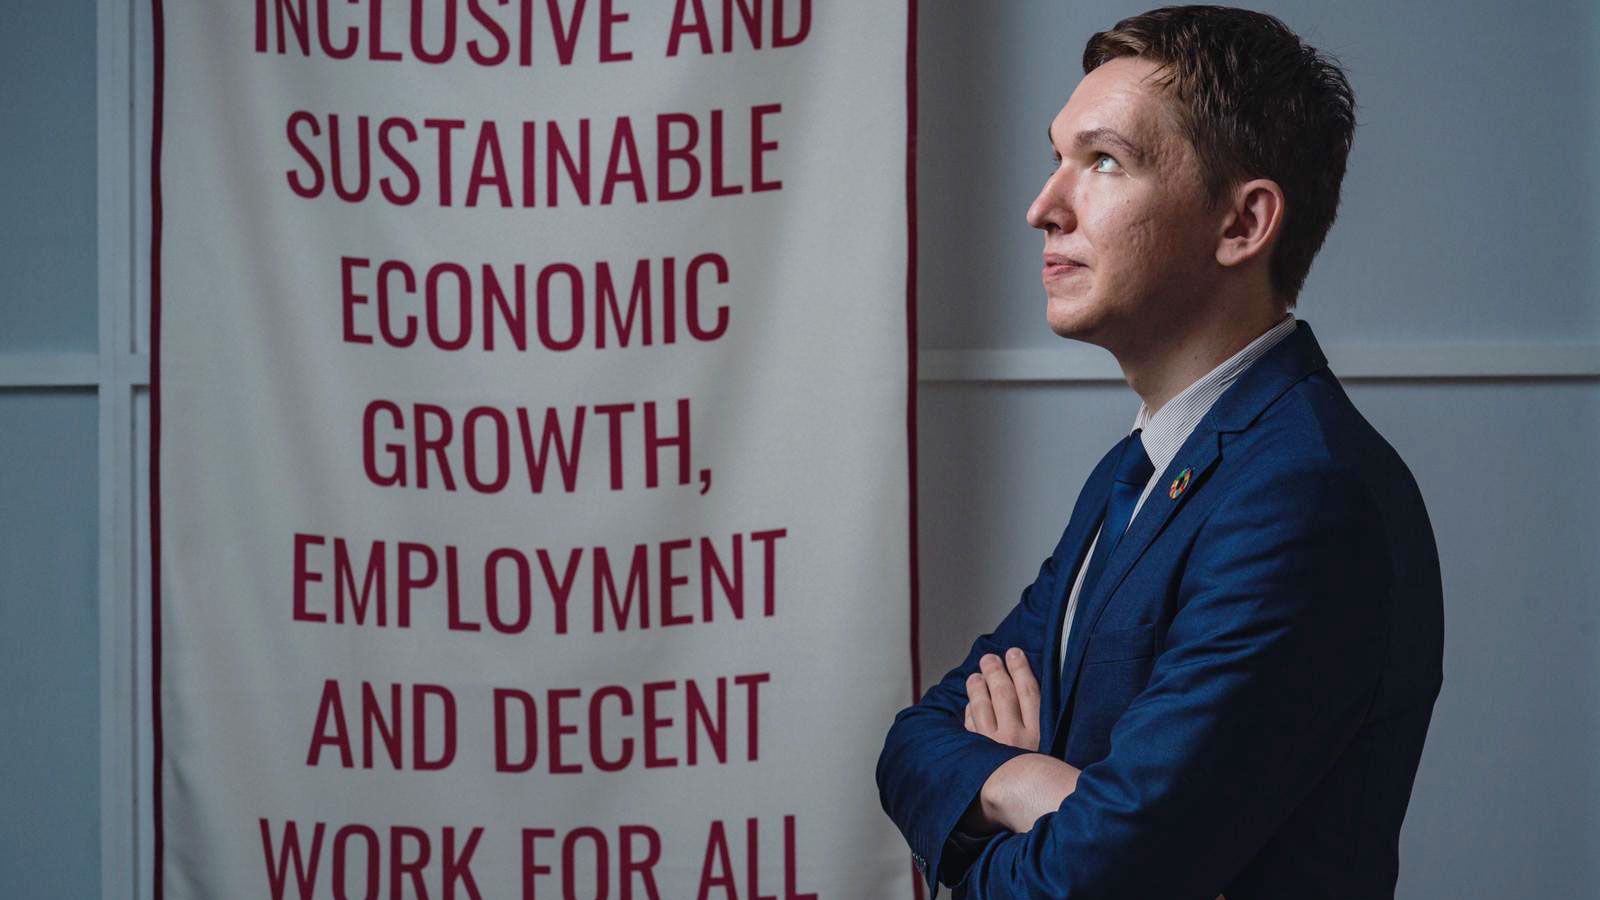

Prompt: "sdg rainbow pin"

[1169,467,1193,499]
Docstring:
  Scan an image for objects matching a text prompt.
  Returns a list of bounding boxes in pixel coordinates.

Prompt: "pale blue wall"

[917,0,1600,349]
[0,391,101,899]
[0,0,99,352]
[0,0,102,898]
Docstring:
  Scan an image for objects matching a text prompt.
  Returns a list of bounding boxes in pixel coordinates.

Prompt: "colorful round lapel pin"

[1169,467,1193,499]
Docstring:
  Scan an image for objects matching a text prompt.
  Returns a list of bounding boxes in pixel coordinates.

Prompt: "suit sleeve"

[955,462,1390,899]
[874,524,1075,895]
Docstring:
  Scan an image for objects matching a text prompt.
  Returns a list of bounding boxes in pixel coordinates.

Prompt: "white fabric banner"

[153,1,914,897]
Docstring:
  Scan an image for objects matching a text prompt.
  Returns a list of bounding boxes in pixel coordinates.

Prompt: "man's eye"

[1093,154,1121,173]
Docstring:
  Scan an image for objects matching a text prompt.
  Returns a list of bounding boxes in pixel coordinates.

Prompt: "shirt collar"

[1132,314,1298,476]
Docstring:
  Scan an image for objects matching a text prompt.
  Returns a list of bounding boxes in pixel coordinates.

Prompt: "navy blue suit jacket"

[877,322,1443,898]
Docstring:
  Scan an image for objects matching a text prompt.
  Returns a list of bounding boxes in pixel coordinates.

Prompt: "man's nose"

[1026,170,1074,233]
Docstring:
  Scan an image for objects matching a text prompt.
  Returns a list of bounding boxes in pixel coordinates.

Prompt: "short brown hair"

[1084,5,1356,306]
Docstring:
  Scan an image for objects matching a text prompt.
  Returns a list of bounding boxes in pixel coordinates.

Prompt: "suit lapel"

[1048,321,1333,745]
[1051,431,1221,742]
[1036,447,1117,753]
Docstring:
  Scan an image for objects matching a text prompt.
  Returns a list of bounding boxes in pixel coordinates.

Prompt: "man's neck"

[1118,305,1290,416]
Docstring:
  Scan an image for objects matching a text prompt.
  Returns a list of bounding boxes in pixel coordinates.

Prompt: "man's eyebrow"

[1051,125,1149,165]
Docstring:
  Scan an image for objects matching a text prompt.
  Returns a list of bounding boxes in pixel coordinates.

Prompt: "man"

[876,6,1443,899]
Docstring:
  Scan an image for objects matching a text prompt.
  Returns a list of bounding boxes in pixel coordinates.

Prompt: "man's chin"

[1044,300,1106,345]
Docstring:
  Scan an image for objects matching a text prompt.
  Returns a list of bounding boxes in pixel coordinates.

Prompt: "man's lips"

[1043,254,1088,278]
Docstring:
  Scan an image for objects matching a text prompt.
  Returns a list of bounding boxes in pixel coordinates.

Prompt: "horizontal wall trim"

[0,352,100,387]
[0,346,1592,388]
[0,352,149,388]
[919,342,1600,383]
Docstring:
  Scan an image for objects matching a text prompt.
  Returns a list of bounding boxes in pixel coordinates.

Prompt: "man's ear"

[1216,178,1284,268]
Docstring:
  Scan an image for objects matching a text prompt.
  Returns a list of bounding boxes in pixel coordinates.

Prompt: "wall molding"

[0,352,148,388]
[0,352,101,387]
[2,345,1595,389]
[918,342,1600,383]
[96,0,140,895]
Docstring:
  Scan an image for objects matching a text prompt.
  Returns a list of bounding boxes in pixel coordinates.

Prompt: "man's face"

[1026,56,1223,353]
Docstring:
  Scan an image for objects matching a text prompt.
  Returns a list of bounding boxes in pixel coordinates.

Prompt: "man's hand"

[959,648,1078,834]
[963,647,1041,751]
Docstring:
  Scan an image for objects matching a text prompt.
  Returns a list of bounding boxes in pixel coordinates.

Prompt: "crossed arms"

[876,463,1392,898]
[960,650,1228,900]
[959,649,1081,834]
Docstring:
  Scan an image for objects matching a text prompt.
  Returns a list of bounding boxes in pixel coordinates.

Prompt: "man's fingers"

[966,671,996,734]
[980,653,1021,731]
[1005,648,1041,737]
[964,706,975,731]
